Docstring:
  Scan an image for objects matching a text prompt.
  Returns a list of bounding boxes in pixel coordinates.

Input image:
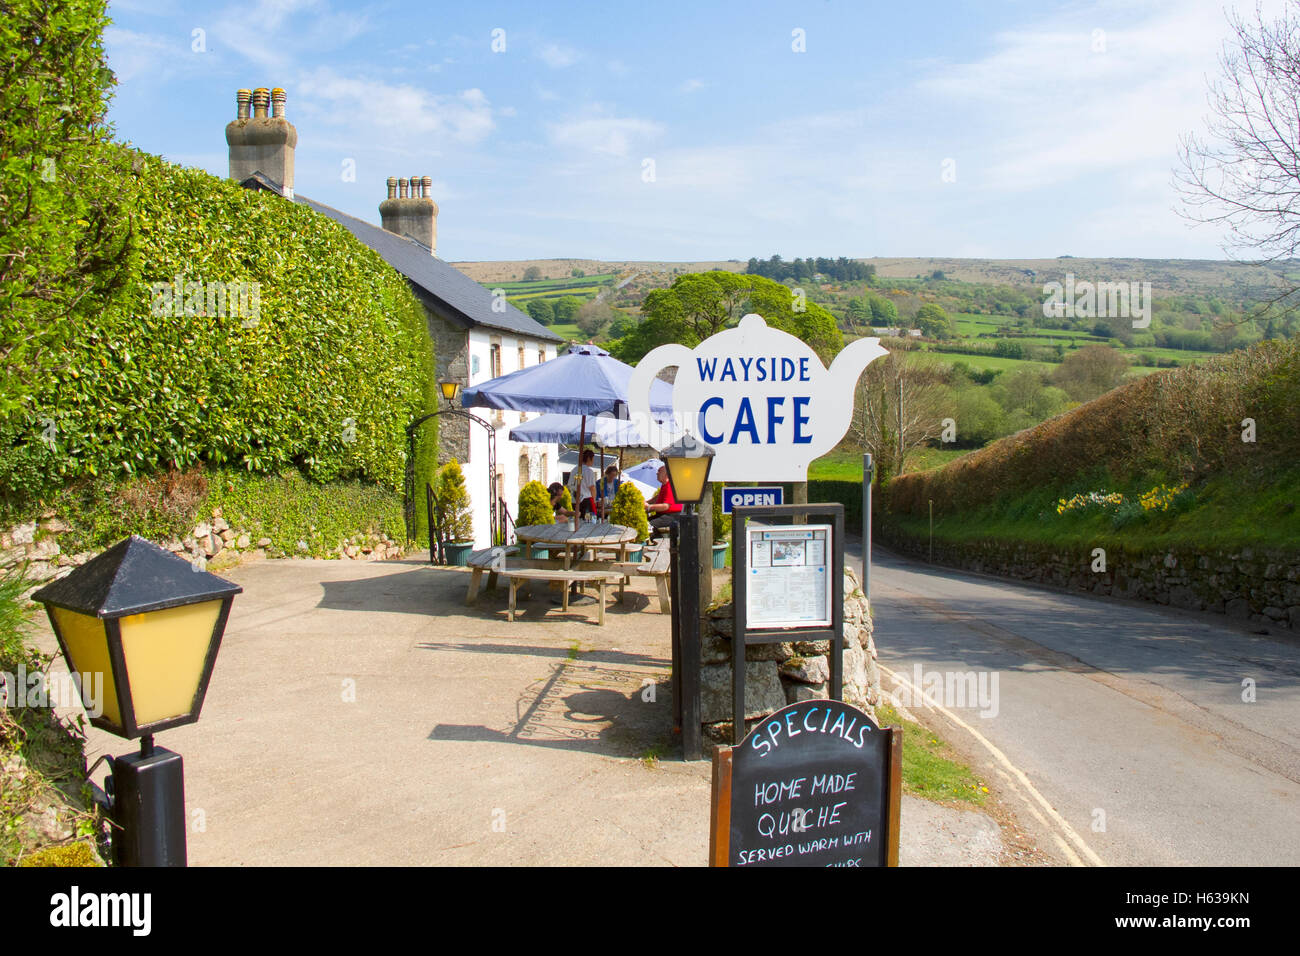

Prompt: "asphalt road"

[848,540,1300,866]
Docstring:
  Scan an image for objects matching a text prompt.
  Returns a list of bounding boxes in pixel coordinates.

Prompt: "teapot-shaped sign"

[628,314,888,482]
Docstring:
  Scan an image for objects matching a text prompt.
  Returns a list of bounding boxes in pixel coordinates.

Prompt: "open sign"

[721,486,784,514]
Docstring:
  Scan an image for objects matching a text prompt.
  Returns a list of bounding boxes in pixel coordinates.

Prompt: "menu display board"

[745,524,832,629]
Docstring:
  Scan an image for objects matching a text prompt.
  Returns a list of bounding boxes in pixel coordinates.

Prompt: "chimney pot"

[422,175,432,198]
[410,174,421,198]
[399,178,409,198]
[227,85,296,198]
[386,177,398,199]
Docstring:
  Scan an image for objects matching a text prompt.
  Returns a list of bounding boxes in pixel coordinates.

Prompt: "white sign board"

[627,314,888,481]
[745,524,833,629]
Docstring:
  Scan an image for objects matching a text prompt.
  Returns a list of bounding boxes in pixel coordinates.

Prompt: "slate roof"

[238,174,561,342]
[298,194,562,342]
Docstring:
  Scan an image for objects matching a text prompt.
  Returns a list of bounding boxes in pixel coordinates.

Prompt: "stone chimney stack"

[226,86,297,199]
[379,173,438,254]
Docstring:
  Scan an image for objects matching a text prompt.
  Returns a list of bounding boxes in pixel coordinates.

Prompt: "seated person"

[573,449,599,519]
[596,465,621,518]
[645,466,682,530]
[548,482,573,520]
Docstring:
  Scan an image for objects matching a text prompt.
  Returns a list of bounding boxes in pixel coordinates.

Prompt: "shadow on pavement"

[429,657,678,760]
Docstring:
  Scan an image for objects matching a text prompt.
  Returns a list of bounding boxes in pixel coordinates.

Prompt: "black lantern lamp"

[439,381,461,403]
[662,433,715,510]
[32,536,241,866]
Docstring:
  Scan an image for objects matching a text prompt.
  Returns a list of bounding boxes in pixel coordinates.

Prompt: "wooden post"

[709,747,733,866]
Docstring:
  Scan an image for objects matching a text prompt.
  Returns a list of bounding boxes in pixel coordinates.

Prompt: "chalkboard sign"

[709,699,901,867]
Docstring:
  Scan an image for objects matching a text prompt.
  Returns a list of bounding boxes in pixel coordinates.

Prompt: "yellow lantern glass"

[440,381,460,402]
[49,607,123,729]
[118,600,223,726]
[665,456,711,504]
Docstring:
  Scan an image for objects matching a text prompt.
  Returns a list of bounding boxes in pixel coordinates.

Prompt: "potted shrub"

[608,482,649,559]
[517,480,556,557]
[711,487,731,569]
[435,460,475,565]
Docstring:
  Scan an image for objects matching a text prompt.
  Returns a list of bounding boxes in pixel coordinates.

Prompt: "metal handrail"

[426,482,443,565]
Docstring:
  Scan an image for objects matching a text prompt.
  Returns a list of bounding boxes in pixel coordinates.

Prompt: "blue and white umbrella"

[461,343,676,457]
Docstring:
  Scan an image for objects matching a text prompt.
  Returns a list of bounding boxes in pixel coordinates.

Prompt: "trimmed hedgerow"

[203,470,405,558]
[885,339,1300,519]
[0,149,437,519]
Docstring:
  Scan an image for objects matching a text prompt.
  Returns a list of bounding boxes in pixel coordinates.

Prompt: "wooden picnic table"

[513,521,638,567]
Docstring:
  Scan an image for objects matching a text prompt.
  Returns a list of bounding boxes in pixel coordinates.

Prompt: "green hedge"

[1,150,437,525]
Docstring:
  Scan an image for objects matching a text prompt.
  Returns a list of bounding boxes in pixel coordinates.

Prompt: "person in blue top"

[595,465,621,519]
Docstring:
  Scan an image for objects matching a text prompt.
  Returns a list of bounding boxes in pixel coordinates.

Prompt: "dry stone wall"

[1,507,405,598]
[701,567,881,741]
[880,525,1300,632]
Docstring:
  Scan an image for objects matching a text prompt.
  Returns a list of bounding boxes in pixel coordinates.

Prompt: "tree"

[848,351,950,484]
[1177,4,1300,264]
[527,298,553,324]
[870,295,898,326]
[552,295,582,324]
[571,268,585,277]
[1050,345,1131,402]
[433,460,473,542]
[610,271,843,363]
[575,300,618,337]
[523,266,543,280]
[1,0,134,417]
[915,304,955,339]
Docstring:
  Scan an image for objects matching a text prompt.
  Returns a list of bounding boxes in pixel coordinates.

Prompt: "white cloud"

[912,0,1241,192]
[296,68,495,144]
[548,109,664,157]
[103,27,189,82]
[678,78,705,94]
[537,43,577,68]
[209,0,371,70]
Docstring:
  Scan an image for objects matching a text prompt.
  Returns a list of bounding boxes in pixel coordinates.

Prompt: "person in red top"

[646,465,682,531]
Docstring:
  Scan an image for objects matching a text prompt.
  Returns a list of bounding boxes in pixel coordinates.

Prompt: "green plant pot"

[712,542,728,569]
[624,543,644,561]
[444,542,474,566]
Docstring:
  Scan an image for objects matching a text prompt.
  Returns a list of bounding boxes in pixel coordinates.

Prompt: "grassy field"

[888,468,1300,553]
[809,446,968,480]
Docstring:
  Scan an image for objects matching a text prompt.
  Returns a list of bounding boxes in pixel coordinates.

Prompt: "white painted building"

[226,86,565,548]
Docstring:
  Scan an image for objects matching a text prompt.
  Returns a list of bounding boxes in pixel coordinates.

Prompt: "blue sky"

[103,0,1264,262]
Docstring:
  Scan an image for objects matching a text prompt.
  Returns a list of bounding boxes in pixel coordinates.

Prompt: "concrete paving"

[36,553,1001,867]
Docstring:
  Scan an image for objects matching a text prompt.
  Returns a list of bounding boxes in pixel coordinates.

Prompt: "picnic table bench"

[609,539,670,613]
[465,546,519,604]
[503,568,623,625]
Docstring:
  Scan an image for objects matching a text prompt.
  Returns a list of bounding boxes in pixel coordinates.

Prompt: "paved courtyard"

[37,554,1002,866]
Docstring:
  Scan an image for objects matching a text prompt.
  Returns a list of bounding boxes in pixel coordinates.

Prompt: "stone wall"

[1,506,404,597]
[701,567,881,741]
[879,524,1300,632]
[420,294,470,465]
